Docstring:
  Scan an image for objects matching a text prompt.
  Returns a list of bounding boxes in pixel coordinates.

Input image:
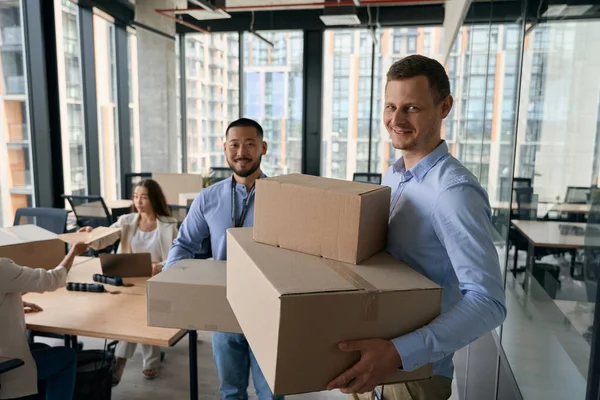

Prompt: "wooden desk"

[24,257,200,400]
[511,220,586,249]
[549,203,591,214]
[490,200,517,210]
[24,257,184,346]
[511,221,589,293]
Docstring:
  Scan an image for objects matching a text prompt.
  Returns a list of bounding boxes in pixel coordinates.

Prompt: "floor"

[39,330,459,400]
[500,248,593,400]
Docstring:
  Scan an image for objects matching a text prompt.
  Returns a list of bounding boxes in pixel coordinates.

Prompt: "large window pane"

[501,20,600,400]
[93,13,119,200]
[184,32,239,174]
[55,0,87,197]
[321,29,374,180]
[0,0,34,226]
[129,30,141,173]
[243,31,303,177]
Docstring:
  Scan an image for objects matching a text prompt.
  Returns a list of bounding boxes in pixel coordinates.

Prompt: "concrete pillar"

[135,0,185,173]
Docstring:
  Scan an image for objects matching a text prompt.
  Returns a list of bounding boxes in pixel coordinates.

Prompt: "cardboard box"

[227,228,442,395]
[253,174,390,264]
[147,259,242,333]
[0,225,65,270]
[58,227,121,251]
[153,173,204,205]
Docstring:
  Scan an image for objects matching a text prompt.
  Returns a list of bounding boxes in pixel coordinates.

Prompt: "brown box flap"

[152,259,226,286]
[0,225,58,246]
[229,228,440,296]
[58,227,121,251]
[263,174,386,196]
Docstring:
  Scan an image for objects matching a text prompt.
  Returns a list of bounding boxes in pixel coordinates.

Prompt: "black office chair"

[352,172,382,185]
[0,358,24,381]
[509,187,539,275]
[168,205,190,228]
[13,208,68,234]
[62,194,114,227]
[499,177,531,202]
[565,186,591,204]
[123,172,152,200]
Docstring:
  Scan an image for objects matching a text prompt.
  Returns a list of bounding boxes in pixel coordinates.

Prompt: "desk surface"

[549,203,591,214]
[24,257,185,347]
[106,199,133,210]
[511,220,587,249]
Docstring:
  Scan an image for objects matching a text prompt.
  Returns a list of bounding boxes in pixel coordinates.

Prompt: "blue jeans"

[212,332,284,400]
[29,343,77,400]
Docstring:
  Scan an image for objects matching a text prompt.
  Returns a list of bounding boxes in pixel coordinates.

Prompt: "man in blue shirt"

[165,118,282,400]
[328,55,507,399]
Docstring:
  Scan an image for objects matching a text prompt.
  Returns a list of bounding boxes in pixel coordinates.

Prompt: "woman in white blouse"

[0,242,88,400]
[79,179,178,384]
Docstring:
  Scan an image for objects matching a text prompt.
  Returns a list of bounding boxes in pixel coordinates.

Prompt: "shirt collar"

[392,141,450,183]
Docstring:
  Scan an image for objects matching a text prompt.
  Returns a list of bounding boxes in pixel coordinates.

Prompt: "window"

[182,33,239,173]
[93,14,120,200]
[55,0,87,199]
[0,1,34,225]
[244,31,303,176]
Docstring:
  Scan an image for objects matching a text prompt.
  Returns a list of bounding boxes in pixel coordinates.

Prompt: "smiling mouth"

[391,129,413,135]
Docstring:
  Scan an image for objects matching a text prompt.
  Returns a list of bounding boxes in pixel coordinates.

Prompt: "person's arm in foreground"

[164,194,210,270]
[0,242,89,294]
[328,182,507,394]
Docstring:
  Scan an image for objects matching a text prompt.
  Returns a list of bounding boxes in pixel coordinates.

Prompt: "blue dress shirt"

[165,176,256,267]
[385,141,506,378]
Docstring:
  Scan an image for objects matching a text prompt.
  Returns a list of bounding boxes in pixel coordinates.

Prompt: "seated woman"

[80,179,178,384]
[0,242,88,400]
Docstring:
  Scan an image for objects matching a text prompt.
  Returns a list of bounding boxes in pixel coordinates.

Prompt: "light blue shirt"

[165,176,257,267]
[385,141,506,378]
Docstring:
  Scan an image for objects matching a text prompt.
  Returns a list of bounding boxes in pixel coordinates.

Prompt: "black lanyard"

[231,176,256,228]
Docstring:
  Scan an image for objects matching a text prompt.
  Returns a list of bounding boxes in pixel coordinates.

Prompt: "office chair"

[168,205,190,228]
[206,167,231,186]
[565,186,591,204]
[62,194,114,227]
[352,172,382,185]
[13,208,68,235]
[499,176,531,201]
[123,172,152,200]
[0,358,24,385]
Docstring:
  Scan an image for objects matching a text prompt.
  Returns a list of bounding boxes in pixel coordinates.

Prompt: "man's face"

[383,76,452,154]
[224,126,267,177]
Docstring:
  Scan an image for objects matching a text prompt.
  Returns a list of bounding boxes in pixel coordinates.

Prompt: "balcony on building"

[9,168,33,194]
[6,123,29,147]
[0,26,22,50]
[4,74,25,95]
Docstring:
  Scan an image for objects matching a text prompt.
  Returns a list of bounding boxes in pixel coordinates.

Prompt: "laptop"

[99,253,153,278]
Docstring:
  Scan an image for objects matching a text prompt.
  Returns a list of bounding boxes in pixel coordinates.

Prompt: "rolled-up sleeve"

[392,180,507,371]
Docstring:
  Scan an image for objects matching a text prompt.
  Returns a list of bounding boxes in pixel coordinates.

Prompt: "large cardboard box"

[227,228,442,395]
[147,259,242,333]
[58,227,121,251]
[153,173,204,205]
[253,174,390,264]
[0,225,65,270]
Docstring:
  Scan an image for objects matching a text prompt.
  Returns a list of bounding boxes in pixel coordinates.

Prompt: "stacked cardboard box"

[226,174,443,395]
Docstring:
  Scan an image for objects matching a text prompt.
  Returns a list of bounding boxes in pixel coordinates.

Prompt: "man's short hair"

[386,55,451,104]
[226,118,264,139]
